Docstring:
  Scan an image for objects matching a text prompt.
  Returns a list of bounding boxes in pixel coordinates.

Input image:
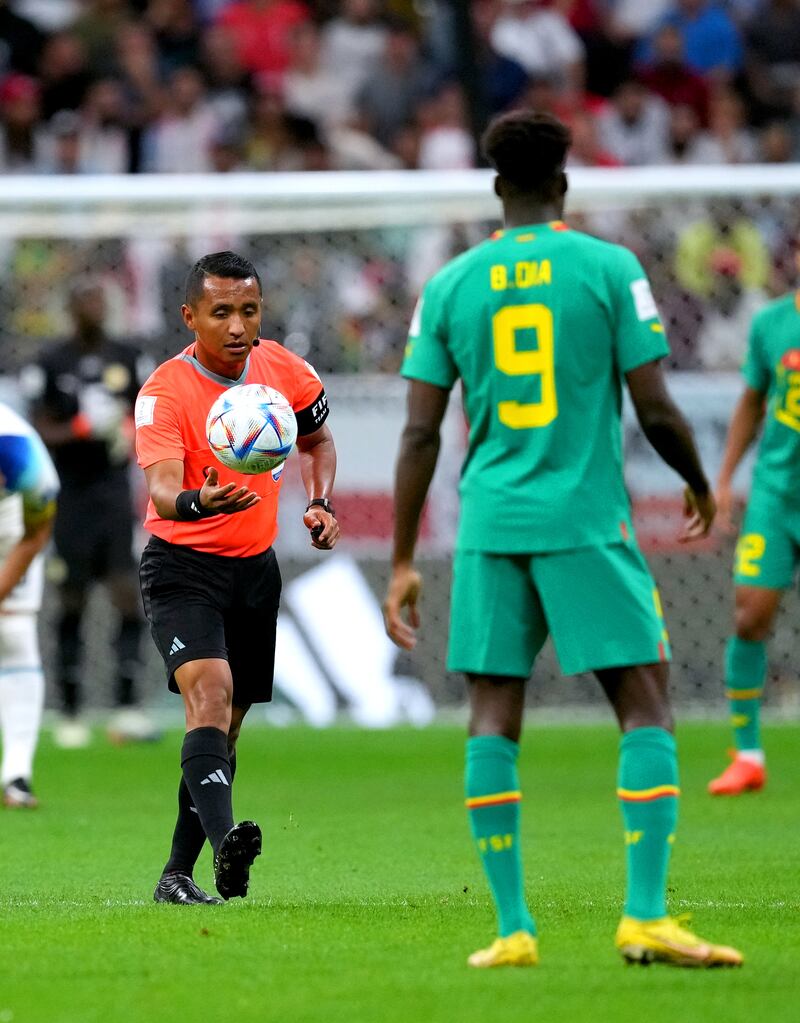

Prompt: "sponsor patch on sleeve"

[630,278,658,322]
[135,395,157,428]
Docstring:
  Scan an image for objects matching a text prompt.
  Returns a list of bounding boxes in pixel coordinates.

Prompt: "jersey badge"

[135,395,157,428]
[630,279,658,321]
[780,349,800,370]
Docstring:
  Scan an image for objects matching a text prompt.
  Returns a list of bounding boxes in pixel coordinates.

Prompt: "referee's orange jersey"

[135,341,328,556]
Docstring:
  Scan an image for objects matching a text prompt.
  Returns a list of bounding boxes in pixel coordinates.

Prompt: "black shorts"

[54,481,135,589]
[139,536,281,706]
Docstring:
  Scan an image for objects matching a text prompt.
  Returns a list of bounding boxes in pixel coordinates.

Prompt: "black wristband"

[306,498,335,516]
[175,489,214,521]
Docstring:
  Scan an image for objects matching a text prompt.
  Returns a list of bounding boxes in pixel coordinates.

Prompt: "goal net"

[2,167,798,722]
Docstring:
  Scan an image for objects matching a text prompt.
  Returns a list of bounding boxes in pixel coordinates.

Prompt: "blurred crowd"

[0,0,799,376]
[1,0,800,175]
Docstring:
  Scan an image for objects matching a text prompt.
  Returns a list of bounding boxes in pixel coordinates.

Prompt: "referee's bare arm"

[297,424,339,550]
[144,459,261,519]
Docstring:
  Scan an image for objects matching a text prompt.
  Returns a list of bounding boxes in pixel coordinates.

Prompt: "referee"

[136,251,338,905]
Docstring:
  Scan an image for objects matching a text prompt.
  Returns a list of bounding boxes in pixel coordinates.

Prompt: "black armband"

[175,489,214,521]
[294,388,329,436]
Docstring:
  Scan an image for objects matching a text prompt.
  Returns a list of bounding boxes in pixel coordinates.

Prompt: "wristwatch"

[306,498,335,516]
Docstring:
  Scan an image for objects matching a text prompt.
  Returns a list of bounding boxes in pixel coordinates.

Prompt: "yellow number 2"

[735,533,766,577]
[492,303,557,428]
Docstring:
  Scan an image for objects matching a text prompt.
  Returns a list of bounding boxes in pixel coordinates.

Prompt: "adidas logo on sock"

[200,769,229,787]
[169,636,186,655]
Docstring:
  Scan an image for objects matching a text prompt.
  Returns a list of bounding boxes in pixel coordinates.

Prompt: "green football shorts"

[734,487,800,590]
[448,541,671,678]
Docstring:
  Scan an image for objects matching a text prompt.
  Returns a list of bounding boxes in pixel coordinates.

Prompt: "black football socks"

[180,727,234,855]
[164,747,238,875]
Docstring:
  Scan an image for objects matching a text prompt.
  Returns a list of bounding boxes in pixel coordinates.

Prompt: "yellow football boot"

[615,915,743,968]
[467,931,539,968]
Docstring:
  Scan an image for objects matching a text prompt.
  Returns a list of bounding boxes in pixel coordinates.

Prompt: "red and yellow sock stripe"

[617,784,680,803]
[465,790,521,810]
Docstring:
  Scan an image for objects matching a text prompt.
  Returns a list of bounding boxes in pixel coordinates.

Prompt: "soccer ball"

[206,384,297,475]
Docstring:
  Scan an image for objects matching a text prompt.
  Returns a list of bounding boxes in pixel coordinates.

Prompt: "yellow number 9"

[493,303,557,428]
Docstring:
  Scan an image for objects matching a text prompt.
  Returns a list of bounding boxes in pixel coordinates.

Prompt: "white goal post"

[0,165,798,236]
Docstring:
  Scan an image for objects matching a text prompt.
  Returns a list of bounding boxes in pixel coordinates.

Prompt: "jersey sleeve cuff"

[400,368,456,390]
[137,449,185,469]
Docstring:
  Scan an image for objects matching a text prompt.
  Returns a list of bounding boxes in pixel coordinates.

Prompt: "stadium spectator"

[14,0,82,32]
[26,277,157,749]
[198,24,253,124]
[745,0,800,120]
[145,0,201,73]
[141,64,219,172]
[37,109,86,174]
[471,0,530,115]
[283,21,352,133]
[698,87,758,163]
[0,0,45,76]
[77,76,132,173]
[490,0,585,91]
[37,32,91,120]
[415,82,476,170]
[215,0,310,80]
[70,0,135,78]
[320,0,387,105]
[637,0,744,81]
[354,16,439,148]
[759,119,794,163]
[0,73,45,173]
[567,109,622,166]
[208,118,247,172]
[113,21,164,170]
[636,24,710,124]
[663,101,710,162]
[599,79,670,165]
[608,0,672,43]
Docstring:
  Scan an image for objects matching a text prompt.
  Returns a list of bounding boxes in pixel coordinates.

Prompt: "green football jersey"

[401,221,669,553]
[742,291,800,503]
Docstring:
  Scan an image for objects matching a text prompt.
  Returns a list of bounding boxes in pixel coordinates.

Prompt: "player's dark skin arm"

[144,459,260,520]
[296,424,340,550]
[383,380,450,649]
[716,385,765,532]
[626,359,715,541]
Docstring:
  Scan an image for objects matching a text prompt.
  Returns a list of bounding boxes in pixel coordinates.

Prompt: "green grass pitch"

[0,723,796,1023]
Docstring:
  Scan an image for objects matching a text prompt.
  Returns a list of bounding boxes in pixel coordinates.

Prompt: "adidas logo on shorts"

[201,770,229,786]
[169,636,186,656]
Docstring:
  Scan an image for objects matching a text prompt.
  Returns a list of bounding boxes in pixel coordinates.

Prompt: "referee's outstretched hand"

[200,466,261,515]
[303,507,339,550]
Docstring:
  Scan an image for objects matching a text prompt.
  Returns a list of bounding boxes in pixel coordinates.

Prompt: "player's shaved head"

[185,251,262,308]
[481,110,571,201]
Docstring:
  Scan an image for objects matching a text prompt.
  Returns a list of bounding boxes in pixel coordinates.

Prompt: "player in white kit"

[0,401,59,807]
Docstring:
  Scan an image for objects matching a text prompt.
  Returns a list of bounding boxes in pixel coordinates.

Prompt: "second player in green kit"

[710,290,800,795]
[384,110,742,969]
